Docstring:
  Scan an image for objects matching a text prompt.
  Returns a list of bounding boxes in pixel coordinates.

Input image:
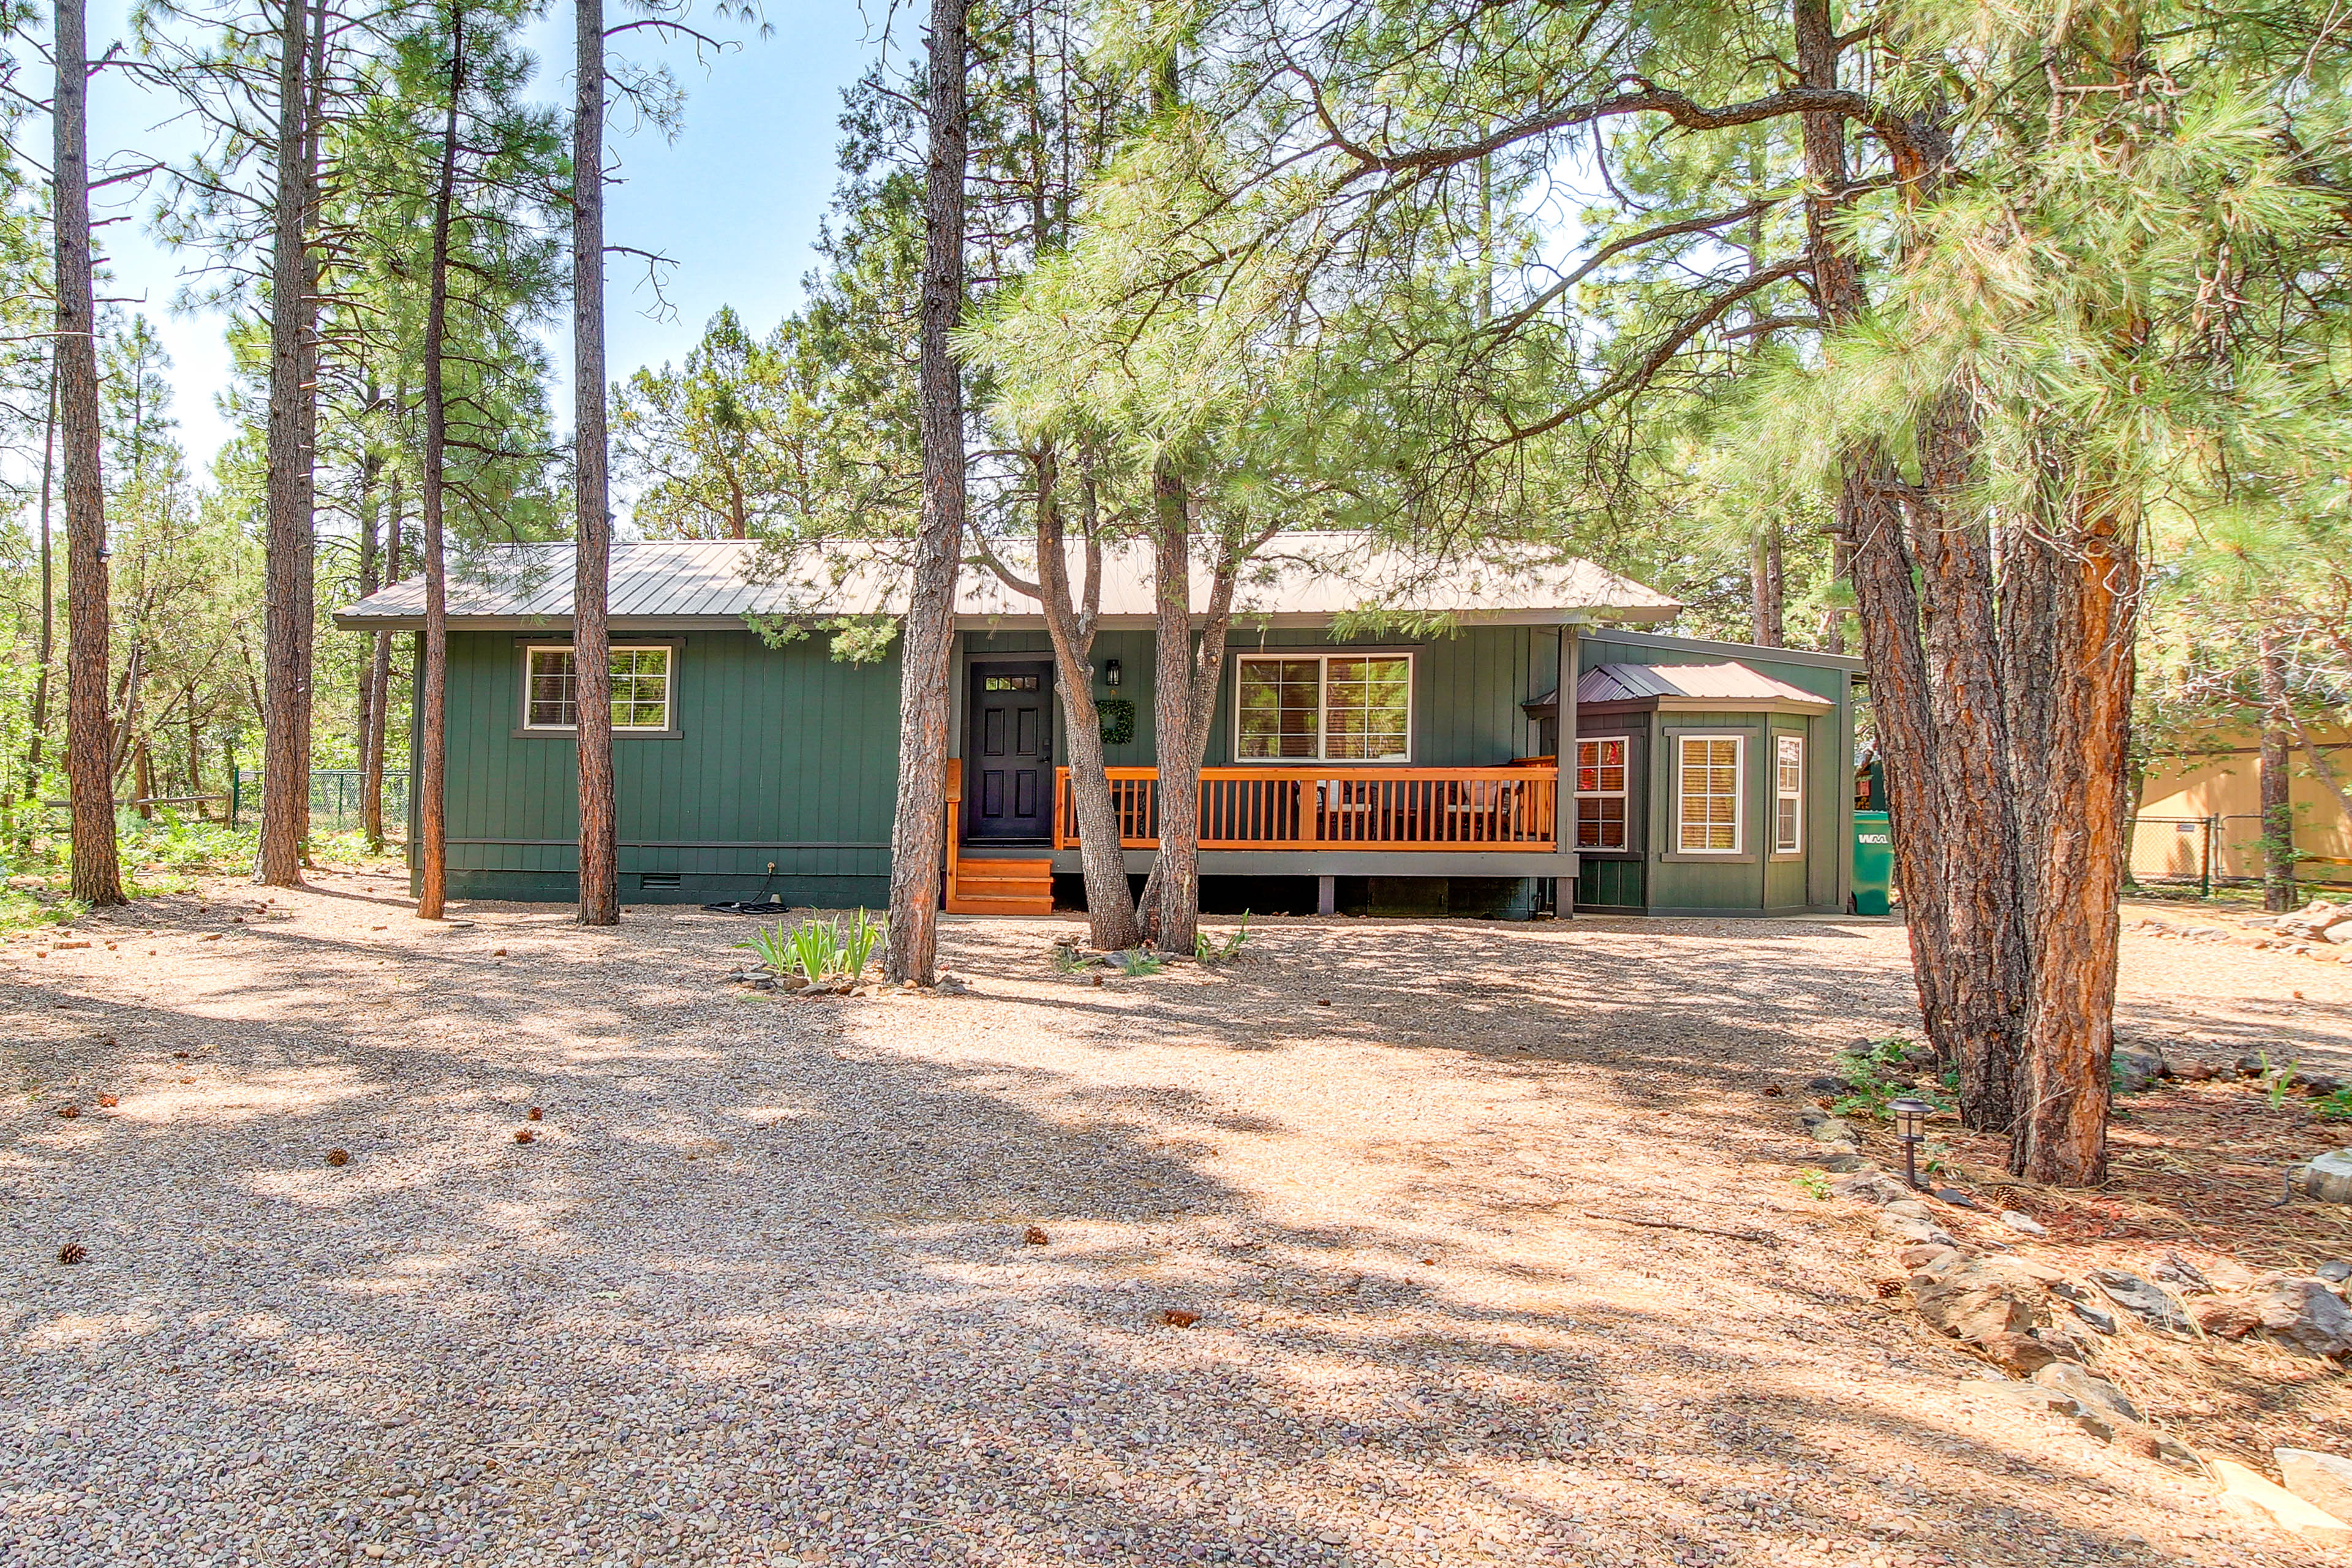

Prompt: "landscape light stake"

[1889,1098,1933,1189]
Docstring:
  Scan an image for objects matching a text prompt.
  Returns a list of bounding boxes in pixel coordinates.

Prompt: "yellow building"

[2136,725,2352,887]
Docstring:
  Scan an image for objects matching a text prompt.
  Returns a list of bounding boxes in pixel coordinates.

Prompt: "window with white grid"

[1235,654,1411,762]
[524,646,674,732]
[1574,736,1628,850]
[1774,734,1804,853]
[1676,734,1743,853]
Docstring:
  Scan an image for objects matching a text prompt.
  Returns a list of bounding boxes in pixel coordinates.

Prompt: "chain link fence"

[231,768,407,840]
[2127,813,2352,892]
[2126,815,2219,892]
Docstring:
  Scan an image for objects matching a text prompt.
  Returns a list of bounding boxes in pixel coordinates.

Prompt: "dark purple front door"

[968,662,1054,841]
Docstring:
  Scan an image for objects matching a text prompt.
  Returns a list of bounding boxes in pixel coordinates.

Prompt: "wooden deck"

[1053,764,1559,851]
[941,761,1561,916]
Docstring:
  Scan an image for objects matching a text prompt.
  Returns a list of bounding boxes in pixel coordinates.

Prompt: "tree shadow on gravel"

[0,902,2231,1568]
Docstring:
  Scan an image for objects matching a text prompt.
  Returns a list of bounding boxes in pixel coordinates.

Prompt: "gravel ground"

[3,875,2348,1568]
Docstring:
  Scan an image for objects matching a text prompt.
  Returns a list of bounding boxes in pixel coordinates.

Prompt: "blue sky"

[86,0,888,475]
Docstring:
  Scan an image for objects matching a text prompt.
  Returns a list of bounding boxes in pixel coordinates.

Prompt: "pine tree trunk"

[1136,475,1242,957]
[54,0,123,908]
[109,643,145,783]
[1029,445,1139,950]
[2006,491,2138,1185]
[186,693,202,804]
[1904,398,2029,1134]
[415,6,465,921]
[296,0,325,860]
[354,429,382,763]
[1840,466,2019,1121]
[2259,631,2296,913]
[1750,524,1784,648]
[257,0,315,885]
[364,470,399,851]
[882,0,968,986]
[1823,534,1851,655]
[572,0,619,926]
[18,357,56,849]
[1141,466,1200,955]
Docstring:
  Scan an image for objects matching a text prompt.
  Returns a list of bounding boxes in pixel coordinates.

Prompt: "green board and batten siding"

[428,629,904,905]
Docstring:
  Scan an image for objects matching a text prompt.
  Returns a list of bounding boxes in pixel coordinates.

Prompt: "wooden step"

[948,854,1054,916]
[956,867,1052,894]
[947,893,1055,915]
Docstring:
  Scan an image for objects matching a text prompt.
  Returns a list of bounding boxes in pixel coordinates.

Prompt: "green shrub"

[736,910,888,981]
[1830,1045,1954,1124]
[2260,1052,2302,1111]
[1195,912,1251,963]
[733,923,801,975]
[839,908,884,979]
[784,921,843,980]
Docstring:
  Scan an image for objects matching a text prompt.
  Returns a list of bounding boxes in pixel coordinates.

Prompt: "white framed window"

[1675,733,1744,853]
[1235,653,1411,761]
[523,644,675,732]
[1574,736,1629,850]
[1774,734,1804,853]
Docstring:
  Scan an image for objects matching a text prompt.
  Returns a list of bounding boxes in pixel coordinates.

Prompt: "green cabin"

[333,535,1863,919]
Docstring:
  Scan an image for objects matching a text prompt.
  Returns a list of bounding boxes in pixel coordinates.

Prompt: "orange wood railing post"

[944,758,963,907]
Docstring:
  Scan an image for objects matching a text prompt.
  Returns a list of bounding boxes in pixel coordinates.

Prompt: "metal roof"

[329,533,1682,631]
[1576,660,1832,707]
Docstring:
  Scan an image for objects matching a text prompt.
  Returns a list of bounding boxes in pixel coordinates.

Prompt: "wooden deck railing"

[1053,765,1558,851]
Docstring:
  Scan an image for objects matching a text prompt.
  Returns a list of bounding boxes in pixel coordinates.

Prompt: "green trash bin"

[1852,810,1893,916]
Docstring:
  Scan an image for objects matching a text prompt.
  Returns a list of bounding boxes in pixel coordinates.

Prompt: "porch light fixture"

[1103,659,1121,688]
[1888,1097,1934,1189]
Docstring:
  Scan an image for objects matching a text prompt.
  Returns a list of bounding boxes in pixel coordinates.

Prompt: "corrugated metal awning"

[1523,659,1833,717]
